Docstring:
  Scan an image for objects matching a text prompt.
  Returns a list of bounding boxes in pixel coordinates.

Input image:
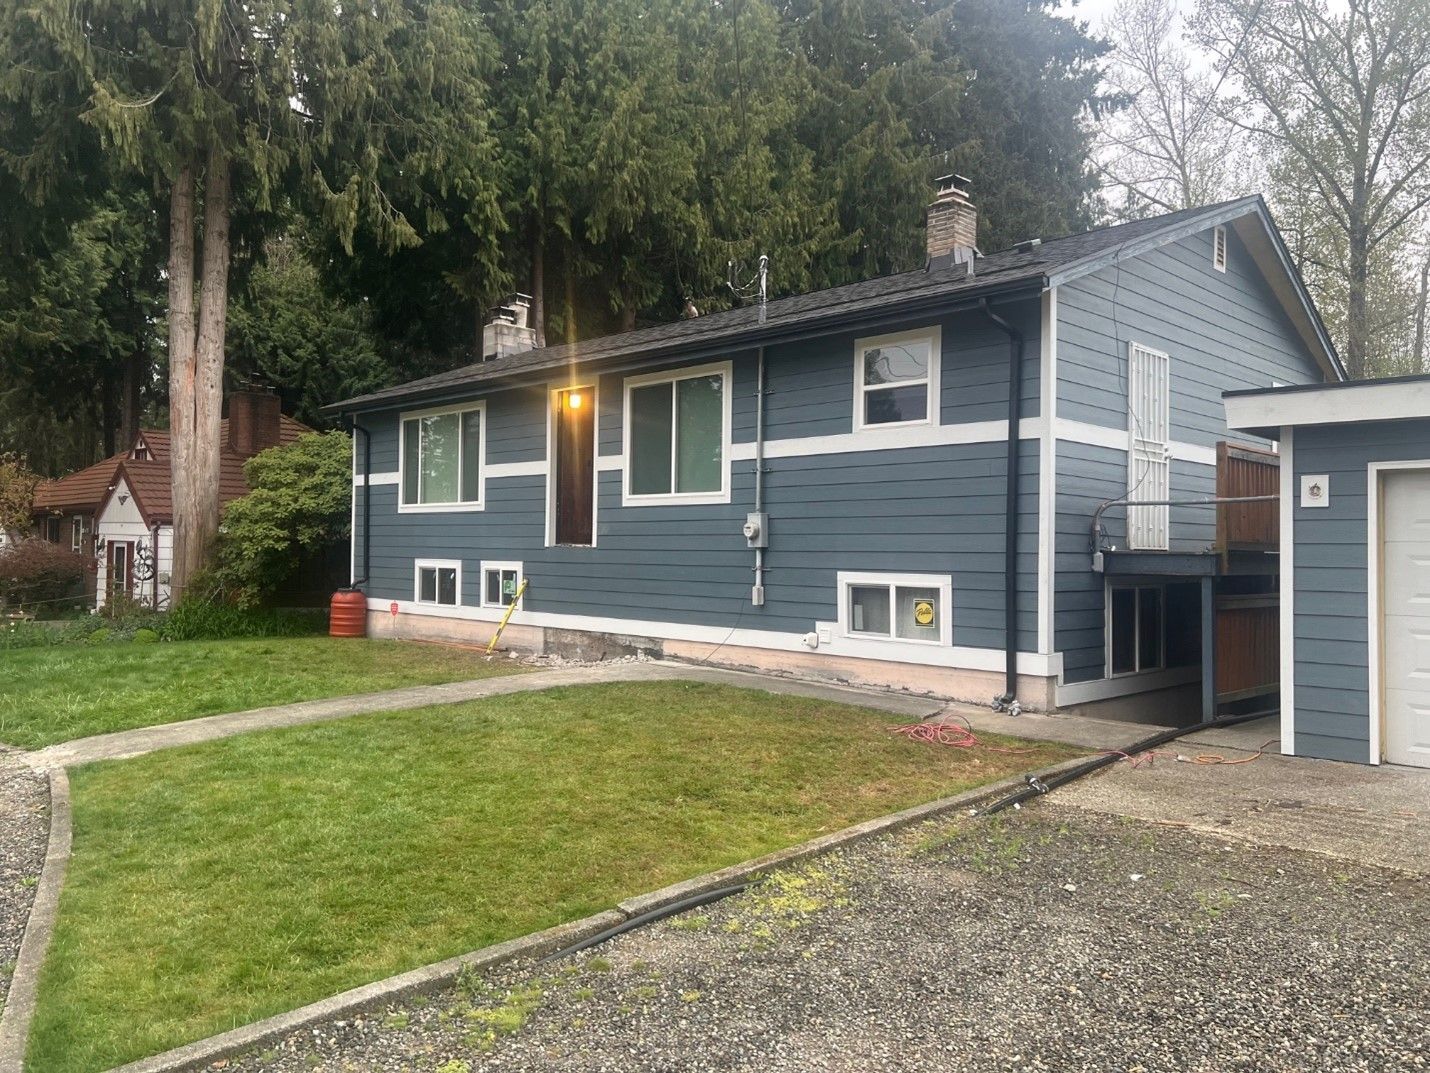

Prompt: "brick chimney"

[481,293,539,362]
[228,389,283,458]
[926,174,980,269]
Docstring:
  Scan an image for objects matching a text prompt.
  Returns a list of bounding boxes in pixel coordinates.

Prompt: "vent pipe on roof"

[482,294,539,361]
[927,174,980,271]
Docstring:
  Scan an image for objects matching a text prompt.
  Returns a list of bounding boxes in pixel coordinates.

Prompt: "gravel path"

[0,751,48,1018]
[223,801,1428,1073]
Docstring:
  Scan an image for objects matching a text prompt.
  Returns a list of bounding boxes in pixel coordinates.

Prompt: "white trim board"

[1363,458,1430,766]
[353,472,401,487]
[1053,417,1218,467]
[368,597,1063,678]
[1226,379,1430,434]
[1055,665,1199,707]
[1279,426,1295,756]
[1037,287,1058,655]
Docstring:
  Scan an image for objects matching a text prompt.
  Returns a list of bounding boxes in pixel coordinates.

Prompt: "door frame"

[545,381,598,548]
[1366,459,1430,766]
[108,539,134,601]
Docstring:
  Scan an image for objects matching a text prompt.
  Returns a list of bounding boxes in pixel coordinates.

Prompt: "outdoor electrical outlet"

[743,512,769,548]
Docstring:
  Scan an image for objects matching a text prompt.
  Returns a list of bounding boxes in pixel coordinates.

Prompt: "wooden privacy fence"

[1216,441,1279,552]
[1215,593,1279,703]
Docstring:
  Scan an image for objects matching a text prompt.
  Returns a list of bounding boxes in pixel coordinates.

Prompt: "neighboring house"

[92,392,308,608]
[32,391,306,609]
[330,180,1341,721]
[1226,377,1430,768]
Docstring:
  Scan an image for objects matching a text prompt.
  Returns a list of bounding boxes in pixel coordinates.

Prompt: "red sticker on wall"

[389,601,399,616]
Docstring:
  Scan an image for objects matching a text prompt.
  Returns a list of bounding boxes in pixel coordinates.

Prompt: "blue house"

[1226,377,1430,767]
[330,182,1342,720]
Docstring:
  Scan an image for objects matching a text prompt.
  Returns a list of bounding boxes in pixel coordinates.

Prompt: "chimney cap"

[935,174,973,201]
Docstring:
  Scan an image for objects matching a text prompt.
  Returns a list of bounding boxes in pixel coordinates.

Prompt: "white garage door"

[1381,470,1430,767]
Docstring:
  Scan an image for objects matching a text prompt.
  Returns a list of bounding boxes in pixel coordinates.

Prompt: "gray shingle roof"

[328,198,1260,413]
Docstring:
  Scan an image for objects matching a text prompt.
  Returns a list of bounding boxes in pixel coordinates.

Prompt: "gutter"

[322,279,1047,418]
[977,297,1025,709]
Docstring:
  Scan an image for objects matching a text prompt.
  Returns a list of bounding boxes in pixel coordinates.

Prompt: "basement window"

[481,561,524,609]
[854,327,941,430]
[1213,226,1228,272]
[400,402,485,511]
[837,571,951,646]
[414,560,461,607]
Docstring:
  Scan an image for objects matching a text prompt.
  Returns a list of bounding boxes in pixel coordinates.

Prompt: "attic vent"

[1013,238,1042,253]
[1213,226,1228,272]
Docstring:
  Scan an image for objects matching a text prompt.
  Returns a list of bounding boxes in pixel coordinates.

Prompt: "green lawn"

[29,680,1077,1073]
[0,636,520,749]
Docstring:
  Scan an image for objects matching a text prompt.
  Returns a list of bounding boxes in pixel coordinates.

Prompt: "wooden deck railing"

[1215,441,1279,553]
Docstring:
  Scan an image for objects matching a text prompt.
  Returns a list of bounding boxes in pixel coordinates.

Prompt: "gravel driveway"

[0,751,47,1017]
[226,799,1428,1073]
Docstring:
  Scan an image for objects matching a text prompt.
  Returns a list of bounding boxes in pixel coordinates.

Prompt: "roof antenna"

[727,254,770,323]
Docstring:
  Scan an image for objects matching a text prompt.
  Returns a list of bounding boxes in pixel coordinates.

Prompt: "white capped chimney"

[926,174,980,269]
[482,293,538,361]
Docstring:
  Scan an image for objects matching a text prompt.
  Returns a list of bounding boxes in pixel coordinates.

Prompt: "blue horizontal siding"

[1288,417,1430,762]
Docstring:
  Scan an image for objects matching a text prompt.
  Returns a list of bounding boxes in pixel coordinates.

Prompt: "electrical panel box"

[743,512,769,548]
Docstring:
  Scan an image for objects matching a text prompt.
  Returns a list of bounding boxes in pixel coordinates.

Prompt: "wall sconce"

[567,391,584,410]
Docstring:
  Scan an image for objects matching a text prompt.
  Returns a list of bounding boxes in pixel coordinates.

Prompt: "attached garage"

[1226,376,1430,767]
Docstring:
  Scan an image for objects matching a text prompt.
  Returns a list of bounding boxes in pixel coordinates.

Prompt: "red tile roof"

[32,453,127,514]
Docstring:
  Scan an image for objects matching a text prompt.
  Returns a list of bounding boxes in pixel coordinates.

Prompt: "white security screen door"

[1127,342,1170,550]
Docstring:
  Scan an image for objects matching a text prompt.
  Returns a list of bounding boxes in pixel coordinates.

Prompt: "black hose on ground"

[537,882,753,965]
[976,708,1276,816]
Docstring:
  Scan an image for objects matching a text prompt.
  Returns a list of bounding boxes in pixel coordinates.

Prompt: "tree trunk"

[167,160,198,599]
[188,143,232,586]
[1345,219,1370,379]
[1414,256,1430,375]
[119,347,145,449]
[531,222,546,349]
[101,368,117,457]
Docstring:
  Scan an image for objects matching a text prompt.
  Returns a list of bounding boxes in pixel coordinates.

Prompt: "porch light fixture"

[567,391,584,409]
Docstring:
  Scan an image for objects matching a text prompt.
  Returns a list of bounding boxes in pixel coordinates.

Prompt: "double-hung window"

[400,403,484,511]
[414,560,461,606]
[624,361,731,504]
[854,328,940,430]
[838,572,952,646]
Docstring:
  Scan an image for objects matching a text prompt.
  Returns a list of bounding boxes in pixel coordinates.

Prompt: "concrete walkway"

[26,660,944,772]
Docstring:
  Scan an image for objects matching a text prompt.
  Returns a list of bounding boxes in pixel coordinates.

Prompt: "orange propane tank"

[329,589,368,637]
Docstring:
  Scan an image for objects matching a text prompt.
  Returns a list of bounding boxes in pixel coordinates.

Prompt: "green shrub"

[85,627,112,645]
[132,628,159,644]
[160,600,327,641]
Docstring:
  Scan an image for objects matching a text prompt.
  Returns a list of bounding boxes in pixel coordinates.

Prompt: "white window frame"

[621,360,733,506]
[836,571,952,647]
[853,326,941,432]
[71,516,85,553]
[398,401,487,514]
[480,560,525,610]
[1213,225,1228,272]
[413,558,463,607]
[1104,580,1166,678]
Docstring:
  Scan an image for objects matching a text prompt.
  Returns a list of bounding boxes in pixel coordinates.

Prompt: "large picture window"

[624,362,731,504]
[854,328,940,430]
[400,403,484,511]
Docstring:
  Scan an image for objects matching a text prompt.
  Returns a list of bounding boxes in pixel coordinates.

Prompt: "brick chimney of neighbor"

[482,293,539,361]
[228,389,283,458]
[926,174,980,268]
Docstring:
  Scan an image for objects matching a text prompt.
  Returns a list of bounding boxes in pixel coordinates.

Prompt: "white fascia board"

[1226,379,1430,435]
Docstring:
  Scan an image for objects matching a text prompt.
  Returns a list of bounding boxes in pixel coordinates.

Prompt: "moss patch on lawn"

[0,636,521,749]
[30,680,1076,1072]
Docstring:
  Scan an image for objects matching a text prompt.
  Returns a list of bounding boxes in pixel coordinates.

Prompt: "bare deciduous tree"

[1193,0,1430,378]
[1097,0,1244,217]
